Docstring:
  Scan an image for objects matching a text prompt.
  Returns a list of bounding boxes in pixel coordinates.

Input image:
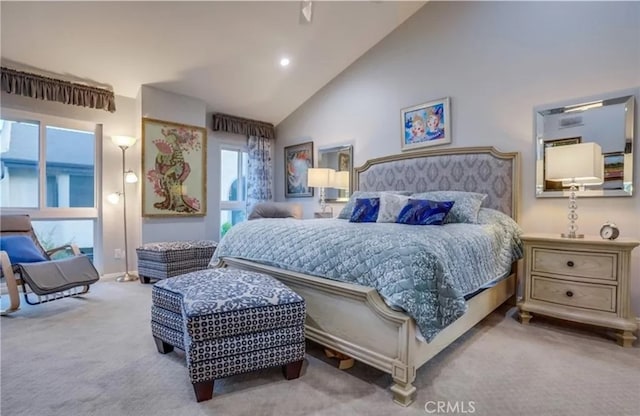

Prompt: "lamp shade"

[107,192,121,204]
[111,135,137,148]
[545,142,603,185]
[332,171,350,190]
[124,170,138,183]
[307,168,335,188]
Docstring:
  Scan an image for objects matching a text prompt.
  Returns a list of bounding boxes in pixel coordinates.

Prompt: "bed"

[213,146,521,406]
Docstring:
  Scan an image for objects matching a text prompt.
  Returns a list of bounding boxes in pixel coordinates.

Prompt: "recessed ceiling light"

[280,57,290,67]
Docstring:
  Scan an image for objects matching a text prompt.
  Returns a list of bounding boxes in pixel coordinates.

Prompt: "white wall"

[138,85,210,243]
[138,85,246,246]
[275,2,640,311]
[1,92,137,275]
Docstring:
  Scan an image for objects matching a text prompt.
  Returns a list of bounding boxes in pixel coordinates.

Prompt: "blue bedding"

[211,208,523,342]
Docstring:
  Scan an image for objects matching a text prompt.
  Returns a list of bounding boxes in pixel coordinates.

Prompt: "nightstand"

[518,233,639,347]
[313,212,333,219]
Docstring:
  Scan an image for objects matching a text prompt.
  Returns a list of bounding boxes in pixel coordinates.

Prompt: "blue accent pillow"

[411,191,486,224]
[338,191,412,219]
[396,199,455,225]
[349,198,380,223]
[0,235,48,264]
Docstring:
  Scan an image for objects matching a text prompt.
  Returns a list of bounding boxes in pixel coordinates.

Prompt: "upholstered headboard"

[354,147,520,220]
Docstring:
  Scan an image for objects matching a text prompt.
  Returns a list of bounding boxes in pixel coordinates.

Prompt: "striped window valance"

[1,67,116,113]
[212,112,275,140]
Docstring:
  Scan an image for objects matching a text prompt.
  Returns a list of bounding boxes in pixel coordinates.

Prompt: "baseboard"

[101,271,139,281]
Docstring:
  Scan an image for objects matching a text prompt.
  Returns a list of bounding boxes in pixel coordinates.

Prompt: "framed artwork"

[603,151,624,183]
[284,141,314,198]
[141,118,207,217]
[401,97,451,151]
[338,152,350,172]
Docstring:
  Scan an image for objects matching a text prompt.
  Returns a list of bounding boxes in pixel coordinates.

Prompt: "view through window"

[0,117,98,260]
[220,147,248,238]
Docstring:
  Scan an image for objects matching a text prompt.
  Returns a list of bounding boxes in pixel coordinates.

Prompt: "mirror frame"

[318,144,353,202]
[535,94,635,198]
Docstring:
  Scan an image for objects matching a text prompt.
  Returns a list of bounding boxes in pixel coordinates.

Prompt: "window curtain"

[212,113,275,140]
[1,67,116,113]
[246,135,273,215]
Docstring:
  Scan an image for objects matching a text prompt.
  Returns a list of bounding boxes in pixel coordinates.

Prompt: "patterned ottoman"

[151,268,306,402]
[136,240,217,284]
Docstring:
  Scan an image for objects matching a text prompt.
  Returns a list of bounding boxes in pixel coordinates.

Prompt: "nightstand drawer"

[531,276,616,313]
[532,249,616,281]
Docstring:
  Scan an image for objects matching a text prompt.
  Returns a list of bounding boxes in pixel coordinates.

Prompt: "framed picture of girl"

[400,97,451,151]
[284,141,314,198]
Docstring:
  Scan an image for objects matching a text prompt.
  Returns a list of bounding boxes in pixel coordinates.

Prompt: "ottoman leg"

[139,275,151,284]
[192,380,214,402]
[283,359,304,380]
[154,337,174,354]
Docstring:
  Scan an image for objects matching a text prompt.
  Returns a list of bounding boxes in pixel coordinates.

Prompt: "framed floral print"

[142,118,207,217]
[401,97,451,151]
[284,141,314,198]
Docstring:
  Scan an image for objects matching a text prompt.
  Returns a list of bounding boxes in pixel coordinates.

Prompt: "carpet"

[1,279,638,416]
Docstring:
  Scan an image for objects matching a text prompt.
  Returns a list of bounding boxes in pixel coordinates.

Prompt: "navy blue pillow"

[349,197,380,223]
[396,199,455,225]
[0,235,48,264]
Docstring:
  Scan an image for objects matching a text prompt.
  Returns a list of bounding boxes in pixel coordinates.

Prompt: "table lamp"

[545,142,603,238]
[307,168,335,213]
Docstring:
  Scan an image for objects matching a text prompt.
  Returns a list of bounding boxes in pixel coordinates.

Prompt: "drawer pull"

[566,261,574,267]
[566,290,574,298]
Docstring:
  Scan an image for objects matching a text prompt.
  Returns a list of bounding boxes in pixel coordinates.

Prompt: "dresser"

[518,233,639,347]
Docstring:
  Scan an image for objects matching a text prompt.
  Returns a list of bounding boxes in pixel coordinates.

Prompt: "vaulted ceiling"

[1,1,424,124]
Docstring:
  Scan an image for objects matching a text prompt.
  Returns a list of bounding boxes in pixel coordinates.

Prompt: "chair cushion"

[248,202,303,220]
[16,255,99,296]
[0,235,47,264]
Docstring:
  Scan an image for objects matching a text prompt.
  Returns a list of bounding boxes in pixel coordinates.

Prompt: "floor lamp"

[109,135,138,282]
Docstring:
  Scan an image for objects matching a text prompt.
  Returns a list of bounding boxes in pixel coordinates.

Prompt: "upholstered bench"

[151,268,306,402]
[136,240,217,284]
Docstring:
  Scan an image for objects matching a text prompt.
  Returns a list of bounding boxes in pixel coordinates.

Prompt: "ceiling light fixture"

[280,57,290,67]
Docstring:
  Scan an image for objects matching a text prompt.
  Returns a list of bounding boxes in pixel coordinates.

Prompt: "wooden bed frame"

[219,146,520,406]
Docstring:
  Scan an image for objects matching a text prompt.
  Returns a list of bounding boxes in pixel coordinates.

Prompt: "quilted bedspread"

[212,208,523,342]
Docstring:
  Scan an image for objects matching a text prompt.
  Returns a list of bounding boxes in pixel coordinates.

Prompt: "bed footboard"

[218,257,419,406]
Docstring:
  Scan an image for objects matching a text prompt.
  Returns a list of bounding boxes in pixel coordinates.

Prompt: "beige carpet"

[1,279,638,416]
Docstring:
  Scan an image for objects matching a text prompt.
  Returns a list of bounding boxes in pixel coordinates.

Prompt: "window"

[32,220,95,260]
[0,113,100,262]
[220,147,248,238]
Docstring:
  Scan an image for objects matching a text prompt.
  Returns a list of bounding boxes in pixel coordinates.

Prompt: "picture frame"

[284,141,314,198]
[141,117,207,217]
[338,152,350,172]
[401,97,451,151]
[603,152,624,190]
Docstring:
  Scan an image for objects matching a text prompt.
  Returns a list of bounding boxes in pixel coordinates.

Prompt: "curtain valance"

[212,112,275,140]
[1,67,116,113]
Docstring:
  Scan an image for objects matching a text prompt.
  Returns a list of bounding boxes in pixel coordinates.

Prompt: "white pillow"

[376,193,409,223]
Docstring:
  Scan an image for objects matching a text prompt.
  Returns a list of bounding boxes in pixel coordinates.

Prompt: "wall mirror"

[535,94,635,197]
[318,144,353,202]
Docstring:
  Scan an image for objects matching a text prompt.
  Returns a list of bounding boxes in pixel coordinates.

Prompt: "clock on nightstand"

[518,233,639,347]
